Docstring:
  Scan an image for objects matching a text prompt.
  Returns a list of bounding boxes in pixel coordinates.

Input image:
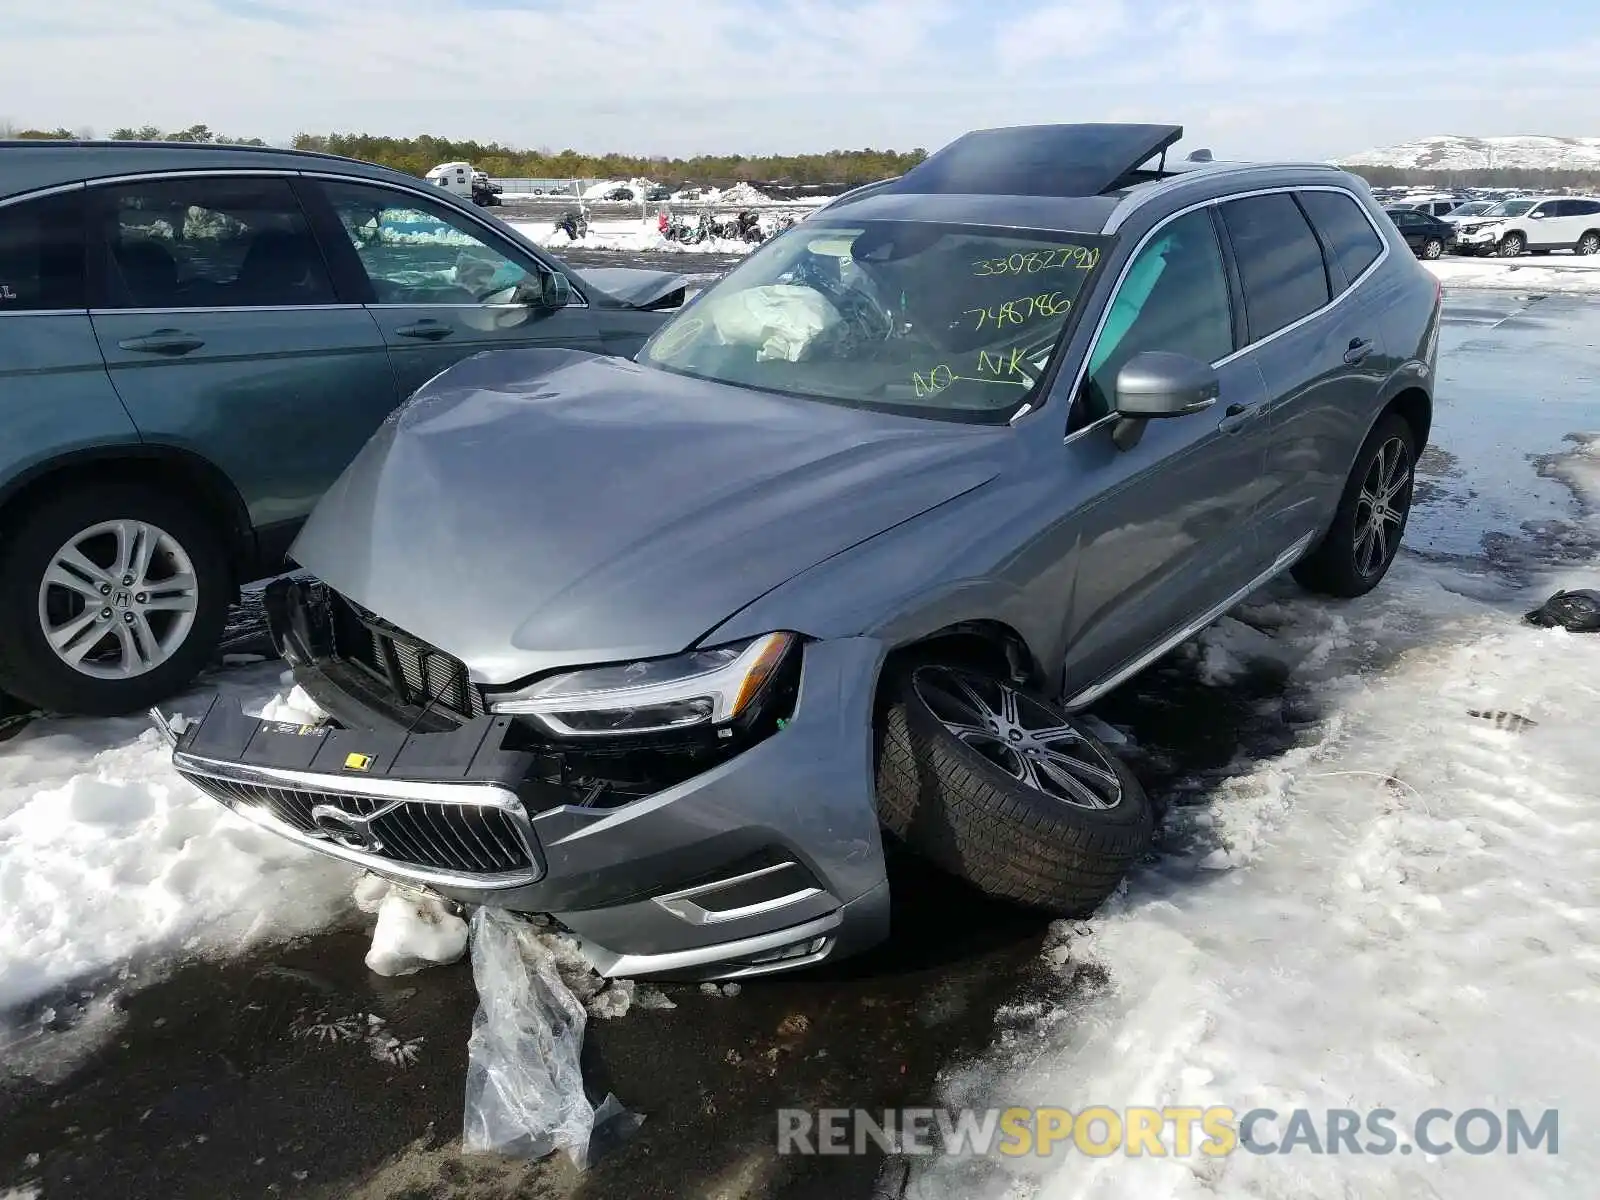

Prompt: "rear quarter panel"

[0,314,141,508]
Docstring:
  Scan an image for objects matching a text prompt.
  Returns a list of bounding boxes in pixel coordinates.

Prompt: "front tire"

[0,482,232,715]
[1421,238,1444,260]
[1498,232,1526,257]
[1292,413,1417,599]
[875,659,1153,914]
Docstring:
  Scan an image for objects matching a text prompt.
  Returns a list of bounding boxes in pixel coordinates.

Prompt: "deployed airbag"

[707,284,841,362]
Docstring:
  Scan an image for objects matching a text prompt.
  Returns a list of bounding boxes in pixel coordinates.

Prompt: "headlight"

[487,632,797,737]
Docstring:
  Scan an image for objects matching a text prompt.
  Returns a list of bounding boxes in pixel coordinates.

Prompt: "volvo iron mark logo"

[309,804,384,853]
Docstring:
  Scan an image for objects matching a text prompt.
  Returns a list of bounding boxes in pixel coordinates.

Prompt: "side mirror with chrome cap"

[1109,350,1221,450]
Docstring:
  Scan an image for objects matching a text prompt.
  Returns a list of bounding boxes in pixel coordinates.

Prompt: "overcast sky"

[4,0,1598,161]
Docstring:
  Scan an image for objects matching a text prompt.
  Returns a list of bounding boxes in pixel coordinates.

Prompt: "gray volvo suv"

[164,125,1441,980]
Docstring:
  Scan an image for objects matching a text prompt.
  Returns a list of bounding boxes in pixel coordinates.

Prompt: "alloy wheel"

[1499,234,1524,257]
[1422,239,1443,260]
[1353,436,1411,578]
[910,665,1122,810]
[36,519,200,679]
[1579,233,1600,257]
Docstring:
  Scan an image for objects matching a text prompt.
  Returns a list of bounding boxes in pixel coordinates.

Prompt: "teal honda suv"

[0,140,687,716]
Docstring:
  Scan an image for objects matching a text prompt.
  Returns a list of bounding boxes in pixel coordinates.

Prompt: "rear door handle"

[1344,337,1375,364]
[394,321,453,341]
[117,330,205,355]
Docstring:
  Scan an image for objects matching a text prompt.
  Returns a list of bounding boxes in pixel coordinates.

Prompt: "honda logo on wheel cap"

[310,804,384,853]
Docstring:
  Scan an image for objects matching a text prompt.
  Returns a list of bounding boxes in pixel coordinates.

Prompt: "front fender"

[703,471,1062,680]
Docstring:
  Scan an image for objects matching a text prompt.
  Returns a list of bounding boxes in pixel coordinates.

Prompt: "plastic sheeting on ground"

[462,908,640,1168]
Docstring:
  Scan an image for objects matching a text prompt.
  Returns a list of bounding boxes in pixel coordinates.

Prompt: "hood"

[574,266,688,309]
[291,349,1007,684]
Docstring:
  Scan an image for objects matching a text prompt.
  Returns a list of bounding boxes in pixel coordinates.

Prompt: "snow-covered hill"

[1343,134,1600,171]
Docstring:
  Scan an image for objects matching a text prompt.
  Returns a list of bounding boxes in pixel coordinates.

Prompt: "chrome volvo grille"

[180,770,534,878]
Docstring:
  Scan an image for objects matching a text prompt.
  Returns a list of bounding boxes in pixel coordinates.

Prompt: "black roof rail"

[0,139,377,169]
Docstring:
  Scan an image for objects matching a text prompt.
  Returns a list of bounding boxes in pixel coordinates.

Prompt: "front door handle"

[394,321,453,341]
[1344,337,1375,365]
[117,330,204,355]
[1218,402,1260,433]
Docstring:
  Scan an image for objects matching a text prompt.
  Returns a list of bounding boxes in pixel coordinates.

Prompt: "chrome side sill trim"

[1065,529,1317,711]
[577,913,843,979]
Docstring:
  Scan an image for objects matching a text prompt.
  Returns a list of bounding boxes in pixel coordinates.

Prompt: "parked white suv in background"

[1453,196,1600,257]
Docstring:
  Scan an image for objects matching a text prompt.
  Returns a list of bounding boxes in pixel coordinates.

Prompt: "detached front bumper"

[162,604,891,980]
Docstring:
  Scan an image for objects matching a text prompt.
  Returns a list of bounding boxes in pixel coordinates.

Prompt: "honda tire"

[0,482,232,716]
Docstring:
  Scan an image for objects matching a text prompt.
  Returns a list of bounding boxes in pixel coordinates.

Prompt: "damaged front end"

[161,578,891,980]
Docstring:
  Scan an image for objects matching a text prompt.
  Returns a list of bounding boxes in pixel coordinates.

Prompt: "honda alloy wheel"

[875,655,1153,914]
[38,519,200,680]
[1578,232,1600,257]
[0,482,231,715]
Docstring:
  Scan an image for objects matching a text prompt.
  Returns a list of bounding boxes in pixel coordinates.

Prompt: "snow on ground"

[513,217,762,256]
[912,439,1600,1198]
[0,665,353,1025]
[1427,253,1600,293]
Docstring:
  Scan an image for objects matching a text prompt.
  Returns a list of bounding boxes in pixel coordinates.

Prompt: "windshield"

[1446,202,1489,216]
[639,221,1108,420]
[1482,200,1535,217]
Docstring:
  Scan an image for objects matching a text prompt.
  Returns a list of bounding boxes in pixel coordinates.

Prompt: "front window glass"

[1080,208,1233,421]
[640,221,1107,420]
[1482,200,1535,218]
[319,180,539,304]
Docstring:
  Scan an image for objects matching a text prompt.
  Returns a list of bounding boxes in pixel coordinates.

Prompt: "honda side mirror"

[519,270,571,309]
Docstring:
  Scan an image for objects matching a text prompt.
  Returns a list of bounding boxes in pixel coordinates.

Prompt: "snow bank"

[512,218,759,256]
[912,438,1600,1198]
[580,177,656,201]
[0,665,353,1018]
[1428,255,1600,293]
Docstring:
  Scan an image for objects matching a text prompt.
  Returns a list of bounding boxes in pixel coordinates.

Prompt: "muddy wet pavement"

[3,285,1598,1199]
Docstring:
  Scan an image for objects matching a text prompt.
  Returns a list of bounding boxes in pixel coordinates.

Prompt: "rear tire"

[875,656,1153,914]
[1577,232,1600,257]
[1292,413,1417,599]
[0,482,232,716]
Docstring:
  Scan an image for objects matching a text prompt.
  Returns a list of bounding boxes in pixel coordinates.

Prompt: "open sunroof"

[887,123,1185,199]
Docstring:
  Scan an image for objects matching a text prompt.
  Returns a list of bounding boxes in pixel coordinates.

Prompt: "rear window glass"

[0,190,86,311]
[94,176,335,309]
[1298,190,1384,290]
[1220,194,1331,341]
